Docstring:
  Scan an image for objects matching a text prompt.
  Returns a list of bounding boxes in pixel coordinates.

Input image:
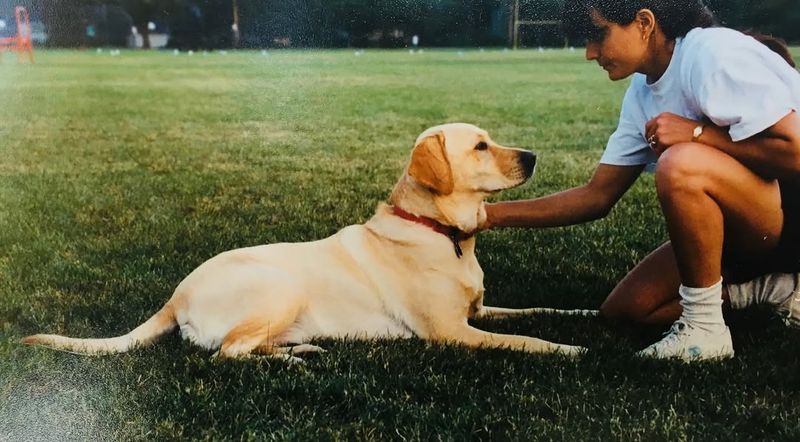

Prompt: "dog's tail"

[21,304,177,355]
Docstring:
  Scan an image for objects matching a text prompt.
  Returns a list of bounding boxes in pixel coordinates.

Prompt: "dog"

[23,123,591,362]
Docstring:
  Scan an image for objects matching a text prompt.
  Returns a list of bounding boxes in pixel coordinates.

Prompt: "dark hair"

[562,0,716,41]
[745,31,796,68]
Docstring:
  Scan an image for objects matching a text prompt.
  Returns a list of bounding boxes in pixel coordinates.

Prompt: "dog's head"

[409,123,536,195]
[394,123,536,232]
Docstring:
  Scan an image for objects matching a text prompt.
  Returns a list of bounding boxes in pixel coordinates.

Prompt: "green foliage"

[1,49,799,439]
[16,0,800,49]
[708,0,800,41]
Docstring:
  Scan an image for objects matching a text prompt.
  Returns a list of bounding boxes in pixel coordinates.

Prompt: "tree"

[25,0,800,49]
[40,0,87,47]
[698,0,798,42]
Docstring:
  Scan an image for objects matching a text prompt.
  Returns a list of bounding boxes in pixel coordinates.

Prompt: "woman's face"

[584,9,650,80]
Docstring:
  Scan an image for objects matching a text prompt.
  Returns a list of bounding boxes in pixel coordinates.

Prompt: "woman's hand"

[645,112,704,156]
[476,202,495,232]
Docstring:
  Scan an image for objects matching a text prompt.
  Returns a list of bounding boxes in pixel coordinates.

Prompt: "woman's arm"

[484,163,644,228]
[647,111,800,180]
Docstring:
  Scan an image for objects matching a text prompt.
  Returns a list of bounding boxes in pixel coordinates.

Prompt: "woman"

[483,0,800,361]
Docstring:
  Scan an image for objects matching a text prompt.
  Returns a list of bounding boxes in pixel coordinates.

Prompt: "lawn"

[1,48,799,440]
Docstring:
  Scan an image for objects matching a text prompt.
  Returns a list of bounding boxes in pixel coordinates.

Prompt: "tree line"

[7,0,799,49]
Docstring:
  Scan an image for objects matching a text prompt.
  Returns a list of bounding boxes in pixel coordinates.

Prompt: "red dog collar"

[390,206,474,258]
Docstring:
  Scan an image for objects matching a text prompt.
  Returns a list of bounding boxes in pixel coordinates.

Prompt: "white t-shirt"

[601,27,800,170]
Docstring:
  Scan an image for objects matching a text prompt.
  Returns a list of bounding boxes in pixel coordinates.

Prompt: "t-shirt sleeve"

[690,42,797,142]
[600,81,656,167]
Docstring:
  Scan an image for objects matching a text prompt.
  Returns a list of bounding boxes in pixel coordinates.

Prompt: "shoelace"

[656,320,689,347]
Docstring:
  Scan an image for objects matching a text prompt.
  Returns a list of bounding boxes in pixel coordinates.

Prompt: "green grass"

[1,49,799,440]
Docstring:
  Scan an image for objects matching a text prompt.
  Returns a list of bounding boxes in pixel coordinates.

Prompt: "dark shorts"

[775,178,800,271]
[724,179,800,282]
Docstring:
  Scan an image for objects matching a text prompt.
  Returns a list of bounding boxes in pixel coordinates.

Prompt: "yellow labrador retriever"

[23,123,587,362]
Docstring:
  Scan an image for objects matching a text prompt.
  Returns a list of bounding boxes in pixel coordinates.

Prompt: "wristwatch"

[691,124,705,142]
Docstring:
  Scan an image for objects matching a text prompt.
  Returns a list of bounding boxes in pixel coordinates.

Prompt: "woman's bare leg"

[639,143,783,358]
[655,143,783,289]
[601,143,783,334]
[600,242,682,325]
[600,242,737,325]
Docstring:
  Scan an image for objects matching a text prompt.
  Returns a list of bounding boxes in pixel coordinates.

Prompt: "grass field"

[1,48,799,440]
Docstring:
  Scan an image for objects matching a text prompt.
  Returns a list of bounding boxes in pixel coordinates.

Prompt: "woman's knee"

[654,142,711,196]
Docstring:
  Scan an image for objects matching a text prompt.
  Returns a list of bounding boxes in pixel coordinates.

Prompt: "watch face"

[693,125,704,140]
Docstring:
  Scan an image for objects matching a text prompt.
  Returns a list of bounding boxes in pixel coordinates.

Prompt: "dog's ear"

[408,132,454,195]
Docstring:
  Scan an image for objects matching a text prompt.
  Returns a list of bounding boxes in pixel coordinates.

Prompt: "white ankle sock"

[678,278,726,333]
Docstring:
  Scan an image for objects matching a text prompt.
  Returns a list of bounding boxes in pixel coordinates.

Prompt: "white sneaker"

[779,288,800,328]
[636,320,734,361]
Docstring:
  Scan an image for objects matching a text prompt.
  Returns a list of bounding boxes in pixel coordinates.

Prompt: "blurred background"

[1,0,798,51]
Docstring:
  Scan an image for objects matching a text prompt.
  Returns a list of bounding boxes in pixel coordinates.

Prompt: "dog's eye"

[475,142,488,151]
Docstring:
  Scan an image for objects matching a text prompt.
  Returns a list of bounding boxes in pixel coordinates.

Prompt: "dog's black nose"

[519,150,536,177]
